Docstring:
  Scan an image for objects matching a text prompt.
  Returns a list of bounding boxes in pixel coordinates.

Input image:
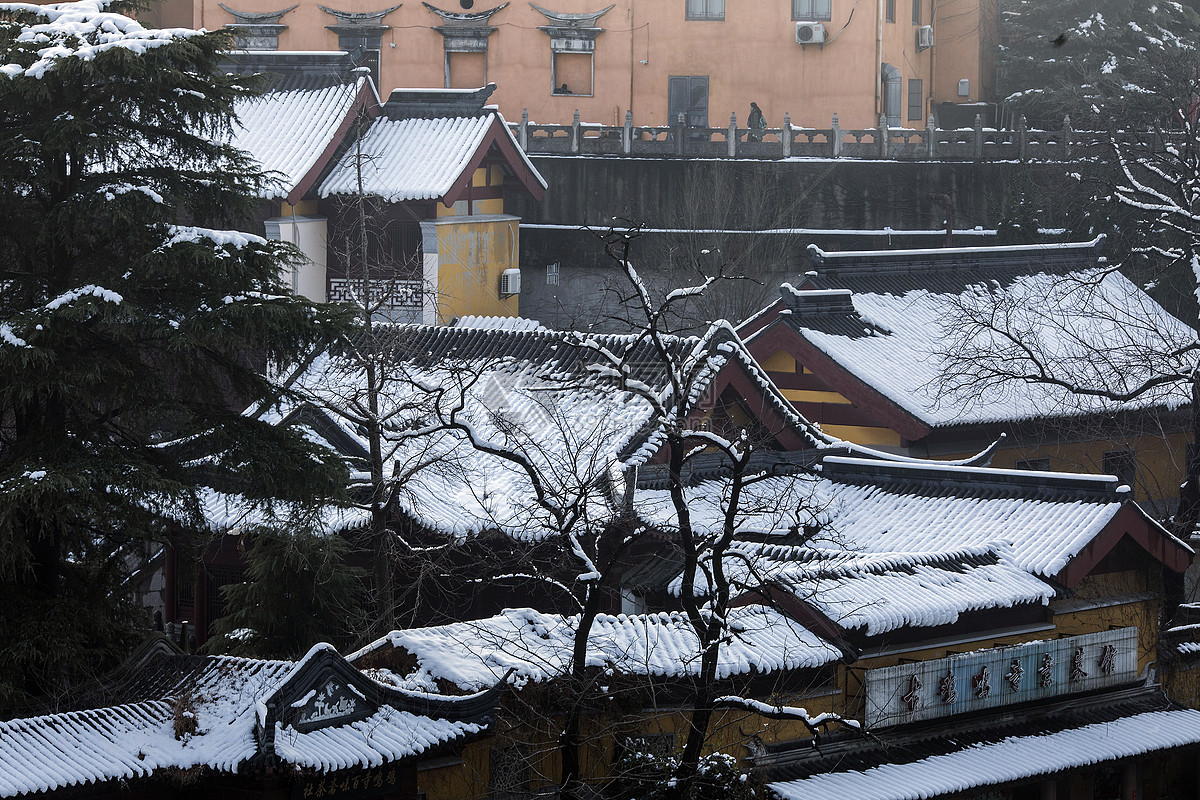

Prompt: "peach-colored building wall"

[195,0,990,130]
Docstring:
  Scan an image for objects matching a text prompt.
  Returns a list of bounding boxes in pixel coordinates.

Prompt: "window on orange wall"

[885,0,895,22]
[686,0,724,20]
[793,0,831,21]
[911,0,920,24]
[907,78,923,121]
[446,51,485,89]
[551,51,593,96]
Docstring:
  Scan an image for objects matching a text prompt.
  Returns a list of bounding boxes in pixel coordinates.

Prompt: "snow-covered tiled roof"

[351,606,840,693]
[689,544,1056,636]
[637,455,1188,633]
[638,457,1138,578]
[743,239,1194,428]
[270,706,482,773]
[318,110,546,203]
[0,642,491,797]
[768,707,1200,800]
[281,321,825,541]
[230,73,369,202]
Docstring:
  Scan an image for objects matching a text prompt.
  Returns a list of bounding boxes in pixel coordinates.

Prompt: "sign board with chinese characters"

[864,627,1138,728]
[292,762,404,800]
[288,675,373,733]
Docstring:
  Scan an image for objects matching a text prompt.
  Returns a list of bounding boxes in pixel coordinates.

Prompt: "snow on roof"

[0,0,200,81]
[452,315,548,331]
[271,708,482,773]
[768,707,1200,800]
[287,322,822,541]
[683,544,1056,636]
[806,237,1104,263]
[351,606,840,693]
[0,646,486,797]
[637,459,1138,584]
[761,243,1194,427]
[318,114,496,202]
[0,654,287,796]
[230,74,366,201]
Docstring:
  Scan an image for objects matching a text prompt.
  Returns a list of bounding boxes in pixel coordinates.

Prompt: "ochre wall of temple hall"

[760,350,902,447]
[982,432,1188,512]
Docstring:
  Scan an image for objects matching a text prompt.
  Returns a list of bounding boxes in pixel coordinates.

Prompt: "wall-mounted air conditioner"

[795,21,826,45]
[917,25,933,50]
[499,267,521,296]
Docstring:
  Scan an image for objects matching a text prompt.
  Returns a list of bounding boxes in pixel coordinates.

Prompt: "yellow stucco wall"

[427,214,520,323]
[983,432,1188,511]
[763,349,904,447]
[193,0,986,130]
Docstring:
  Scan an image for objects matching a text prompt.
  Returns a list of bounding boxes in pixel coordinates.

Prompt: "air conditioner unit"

[917,24,933,50]
[795,21,826,45]
[499,267,521,296]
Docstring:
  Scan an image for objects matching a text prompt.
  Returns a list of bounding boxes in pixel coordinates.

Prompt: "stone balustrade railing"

[510,111,1142,161]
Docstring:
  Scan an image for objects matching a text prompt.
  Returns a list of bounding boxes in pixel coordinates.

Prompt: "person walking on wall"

[747,102,766,142]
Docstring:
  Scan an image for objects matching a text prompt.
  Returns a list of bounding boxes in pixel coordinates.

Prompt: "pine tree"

[0,0,351,709]
[206,527,366,659]
[999,0,1200,127]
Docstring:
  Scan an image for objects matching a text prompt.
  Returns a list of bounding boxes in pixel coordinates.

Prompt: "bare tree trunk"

[352,107,394,634]
[560,597,602,800]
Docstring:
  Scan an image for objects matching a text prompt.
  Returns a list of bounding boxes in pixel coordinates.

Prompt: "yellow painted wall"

[762,349,903,447]
[969,431,1188,511]
[428,215,520,323]
[195,0,988,130]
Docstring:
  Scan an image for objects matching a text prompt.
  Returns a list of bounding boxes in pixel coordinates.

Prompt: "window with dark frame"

[793,0,832,21]
[885,0,894,22]
[1013,458,1051,471]
[911,0,920,24]
[686,0,723,20]
[907,78,923,121]
[1102,449,1137,489]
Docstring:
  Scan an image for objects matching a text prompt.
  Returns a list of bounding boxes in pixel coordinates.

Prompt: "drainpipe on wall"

[629,0,635,123]
[928,0,936,118]
[875,0,884,117]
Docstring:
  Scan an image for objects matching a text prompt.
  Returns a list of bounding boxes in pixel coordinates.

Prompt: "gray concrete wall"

[513,157,1079,331]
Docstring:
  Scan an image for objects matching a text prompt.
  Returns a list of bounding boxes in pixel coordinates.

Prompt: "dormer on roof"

[779,284,855,317]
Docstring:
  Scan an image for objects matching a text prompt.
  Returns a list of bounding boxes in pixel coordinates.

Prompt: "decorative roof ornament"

[218,3,298,50]
[423,2,507,52]
[530,3,612,52]
[530,3,613,27]
[423,1,508,24]
[218,2,298,23]
[318,4,403,27]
